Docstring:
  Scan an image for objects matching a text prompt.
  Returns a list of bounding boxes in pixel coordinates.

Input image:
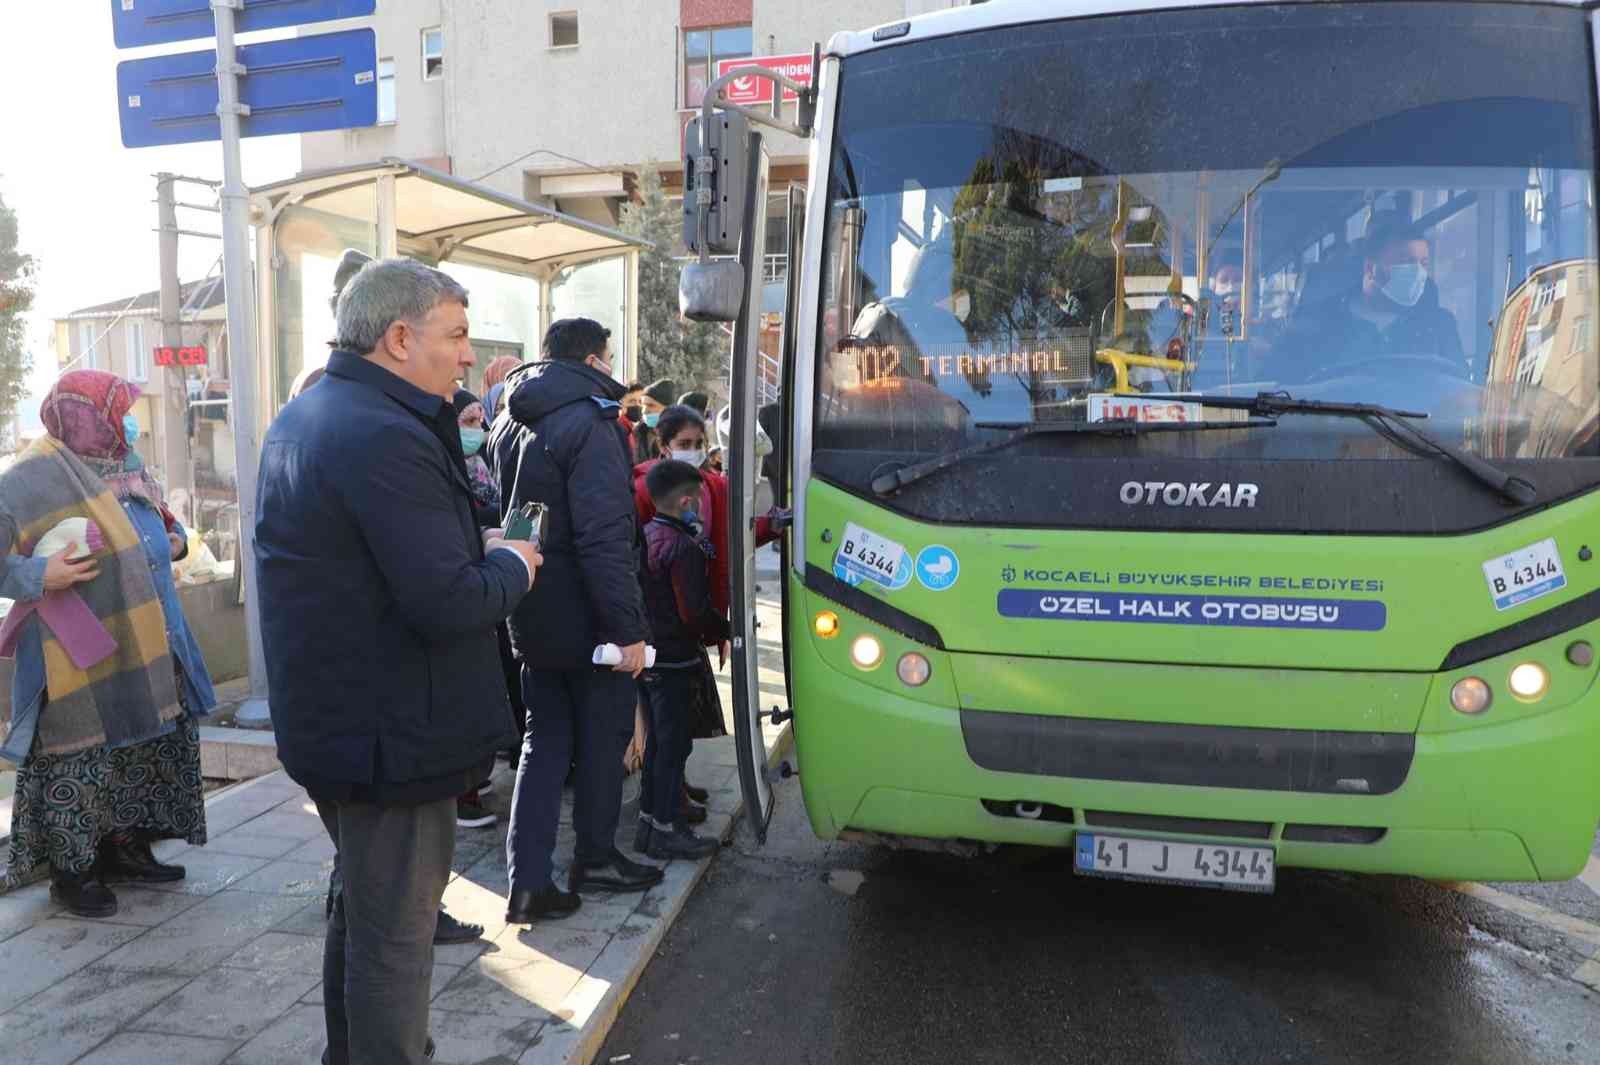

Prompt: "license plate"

[1482,538,1566,611]
[1074,833,1275,893]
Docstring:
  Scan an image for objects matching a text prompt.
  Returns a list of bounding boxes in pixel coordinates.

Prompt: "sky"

[0,10,302,434]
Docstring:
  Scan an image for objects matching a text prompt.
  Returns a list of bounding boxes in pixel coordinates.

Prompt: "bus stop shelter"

[249,158,646,419]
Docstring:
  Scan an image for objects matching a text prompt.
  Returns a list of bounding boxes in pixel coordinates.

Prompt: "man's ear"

[382,319,412,361]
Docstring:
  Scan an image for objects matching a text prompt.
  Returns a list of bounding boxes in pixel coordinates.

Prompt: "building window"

[683,24,753,109]
[77,321,99,370]
[127,319,148,381]
[421,27,443,81]
[377,58,396,123]
[550,12,579,49]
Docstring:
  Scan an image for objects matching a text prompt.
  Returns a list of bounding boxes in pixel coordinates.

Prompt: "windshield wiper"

[1166,391,1537,506]
[870,417,1278,497]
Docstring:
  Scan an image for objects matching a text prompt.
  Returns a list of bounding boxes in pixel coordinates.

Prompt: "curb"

[567,720,795,1065]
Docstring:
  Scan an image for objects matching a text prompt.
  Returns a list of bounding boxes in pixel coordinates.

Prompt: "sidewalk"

[0,577,789,1065]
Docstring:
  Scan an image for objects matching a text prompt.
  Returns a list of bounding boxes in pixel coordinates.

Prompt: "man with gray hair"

[256,258,541,1065]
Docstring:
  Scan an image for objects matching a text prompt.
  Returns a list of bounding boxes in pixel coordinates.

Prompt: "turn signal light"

[1450,677,1492,715]
[1508,662,1550,702]
[850,634,883,670]
[896,652,931,687]
[814,611,840,639]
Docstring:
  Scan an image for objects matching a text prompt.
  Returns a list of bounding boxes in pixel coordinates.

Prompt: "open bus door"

[728,134,775,840]
[682,57,817,844]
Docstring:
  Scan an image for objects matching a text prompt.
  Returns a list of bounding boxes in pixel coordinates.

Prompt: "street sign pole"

[211,0,272,728]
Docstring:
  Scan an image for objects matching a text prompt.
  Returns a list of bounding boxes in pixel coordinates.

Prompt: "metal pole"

[213,0,272,729]
[156,175,192,517]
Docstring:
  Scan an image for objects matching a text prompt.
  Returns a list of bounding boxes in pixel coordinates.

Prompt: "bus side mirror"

[683,110,751,257]
[680,260,744,323]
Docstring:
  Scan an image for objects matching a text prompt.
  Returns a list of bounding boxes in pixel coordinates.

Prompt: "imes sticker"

[832,522,912,592]
[915,545,960,591]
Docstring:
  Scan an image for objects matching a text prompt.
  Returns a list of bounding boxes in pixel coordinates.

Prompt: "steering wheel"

[1300,353,1472,385]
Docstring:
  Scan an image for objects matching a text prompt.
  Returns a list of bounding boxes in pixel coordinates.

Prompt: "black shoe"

[434,908,484,944]
[50,870,118,918]
[633,818,653,854]
[456,794,497,829]
[647,823,720,861]
[98,838,185,883]
[678,798,708,825]
[683,780,709,804]
[505,883,582,923]
[569,850,664,894]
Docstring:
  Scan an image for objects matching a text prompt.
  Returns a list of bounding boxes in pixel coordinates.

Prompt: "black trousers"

[640,667,696,827]
[316,796,454,1065]
[506,667,635,891]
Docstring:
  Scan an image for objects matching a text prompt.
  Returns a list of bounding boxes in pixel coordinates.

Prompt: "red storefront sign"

[715,53,814,105]
[155,344,208,367]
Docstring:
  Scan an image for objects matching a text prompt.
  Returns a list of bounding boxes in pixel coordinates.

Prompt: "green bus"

[687,0,1600,892]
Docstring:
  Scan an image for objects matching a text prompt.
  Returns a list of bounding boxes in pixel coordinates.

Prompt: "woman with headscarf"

[0,370,217,917]
[481,355,523,422]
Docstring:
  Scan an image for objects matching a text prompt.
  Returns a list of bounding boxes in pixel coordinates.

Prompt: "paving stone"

[93,884,208,927]
[431,953,579,1020]
[96,891,306,975]
[137,849,269,897]
[271,900,330,937]
[427,1006,547,1065]
[127,964,319,1043]
[504,896,638,936]
[223,1002,323,1065]
[0,918,145,1012]
[235,810,326,842]
[0,966,194,1065]
[225,859,334,898]
[516,1018,583,1065]
[202,831,308,861]
[75,1030,238,1065]
[279,833,336,864]
[488,921,609,972]
[0,882,59,943]
[221,930,324,974]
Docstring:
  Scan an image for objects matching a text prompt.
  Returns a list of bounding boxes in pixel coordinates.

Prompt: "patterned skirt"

[3,706,208,889]
[687,652,728,740]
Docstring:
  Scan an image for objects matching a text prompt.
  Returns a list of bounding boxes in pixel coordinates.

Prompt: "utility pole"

[213,0,272,729]
[155,175,192,503]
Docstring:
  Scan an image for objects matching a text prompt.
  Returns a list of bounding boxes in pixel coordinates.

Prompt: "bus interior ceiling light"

[897,652,931,687]
[1508,662,1550,702]
[814,611,840,639]
[1450,677,1492,715]
[851,634,884,670]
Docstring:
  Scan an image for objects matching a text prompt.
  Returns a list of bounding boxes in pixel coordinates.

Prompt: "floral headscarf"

[41,370,163,506]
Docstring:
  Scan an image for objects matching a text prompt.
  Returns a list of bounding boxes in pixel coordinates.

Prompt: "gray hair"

[334,258,470,354]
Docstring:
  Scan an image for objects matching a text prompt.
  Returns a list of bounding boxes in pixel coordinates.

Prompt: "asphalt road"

[601,774,1600,1065]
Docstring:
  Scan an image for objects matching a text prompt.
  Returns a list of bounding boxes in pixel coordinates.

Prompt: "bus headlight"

[814,612,840,639]
[1508,662,1549,702]
[850,634,883,670]
[1449,677,1492,715]
[896,652,931,687]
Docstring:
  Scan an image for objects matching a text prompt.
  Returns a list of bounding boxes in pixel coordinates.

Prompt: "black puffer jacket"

[489,359,649,670]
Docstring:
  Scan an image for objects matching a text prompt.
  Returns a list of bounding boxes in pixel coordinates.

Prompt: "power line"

[471,148,609,185]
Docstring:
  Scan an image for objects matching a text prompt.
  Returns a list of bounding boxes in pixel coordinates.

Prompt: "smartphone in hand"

[504,502,549,549]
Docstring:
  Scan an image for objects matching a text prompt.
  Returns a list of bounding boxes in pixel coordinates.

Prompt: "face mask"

[122,414,141,447]
[680,508,701,530]
[1381,263,1428,308]
[459,427,485,457]
[643,412,660,429]
[671,448,706,468]
[624,405,642,424]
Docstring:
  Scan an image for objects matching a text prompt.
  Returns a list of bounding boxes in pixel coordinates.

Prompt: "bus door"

[727,131,777,841]
[775,182,806,710]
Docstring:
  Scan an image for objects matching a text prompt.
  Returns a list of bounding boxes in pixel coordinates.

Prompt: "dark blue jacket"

[255,351,526,805]
[490,359,648,670]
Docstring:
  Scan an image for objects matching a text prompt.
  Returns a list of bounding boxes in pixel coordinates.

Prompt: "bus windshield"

[814,2,1600,533]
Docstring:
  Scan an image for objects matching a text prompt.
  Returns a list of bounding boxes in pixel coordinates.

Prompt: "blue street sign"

[117,28,377,148]
[110,0,377,50]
